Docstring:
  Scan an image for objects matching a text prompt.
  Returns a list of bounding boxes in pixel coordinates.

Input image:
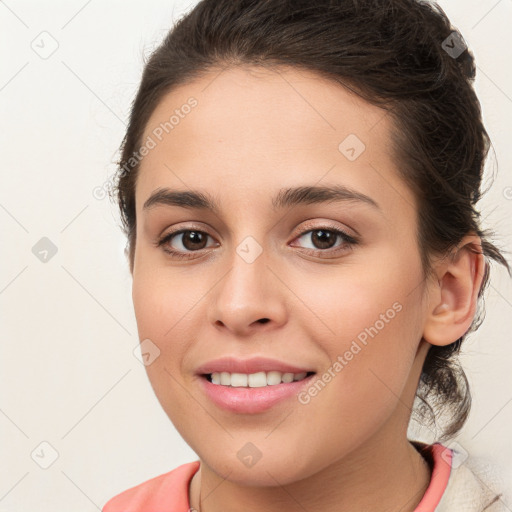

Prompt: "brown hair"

[111,0,511,442]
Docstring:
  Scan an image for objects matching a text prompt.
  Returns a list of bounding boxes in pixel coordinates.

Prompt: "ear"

[422,234,486,347]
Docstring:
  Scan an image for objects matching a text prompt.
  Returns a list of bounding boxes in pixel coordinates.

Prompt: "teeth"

[209,371,310,387]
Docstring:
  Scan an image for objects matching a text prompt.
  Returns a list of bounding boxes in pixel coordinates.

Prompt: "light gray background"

[1,0,511,510]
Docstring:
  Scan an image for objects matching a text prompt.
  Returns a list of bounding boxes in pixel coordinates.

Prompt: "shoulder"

[435,445,510,512]
[102,460,200,512]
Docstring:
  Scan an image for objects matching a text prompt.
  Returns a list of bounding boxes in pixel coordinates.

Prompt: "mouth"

[201,370,316,387]
[198,370,317,414]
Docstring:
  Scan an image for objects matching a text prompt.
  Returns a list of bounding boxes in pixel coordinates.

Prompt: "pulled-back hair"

[111,0,511,442]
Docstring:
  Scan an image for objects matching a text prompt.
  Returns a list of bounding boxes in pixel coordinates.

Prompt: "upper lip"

[195,356,315,375]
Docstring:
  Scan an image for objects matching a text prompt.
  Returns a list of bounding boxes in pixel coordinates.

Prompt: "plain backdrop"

[1,0,511,510]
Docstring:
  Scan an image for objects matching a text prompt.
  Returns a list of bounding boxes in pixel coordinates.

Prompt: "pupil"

[312,230,335,249]
[184,231,206,250]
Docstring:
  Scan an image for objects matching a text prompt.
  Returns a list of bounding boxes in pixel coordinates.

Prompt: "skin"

[131,65,485,512]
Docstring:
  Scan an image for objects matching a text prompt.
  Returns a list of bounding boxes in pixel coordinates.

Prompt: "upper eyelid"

[162,221,354,238]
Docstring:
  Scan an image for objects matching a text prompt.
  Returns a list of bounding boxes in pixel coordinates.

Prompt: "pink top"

[102,442,452,512]
[414,442,452,511]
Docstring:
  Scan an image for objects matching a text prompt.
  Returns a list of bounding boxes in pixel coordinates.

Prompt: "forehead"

[136,65,415,219]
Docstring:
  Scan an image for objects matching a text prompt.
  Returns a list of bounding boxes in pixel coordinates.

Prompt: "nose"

[207,242,288,336]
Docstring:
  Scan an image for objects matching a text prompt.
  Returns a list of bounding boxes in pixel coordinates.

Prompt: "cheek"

[293,268,422,416]
[131,270,192,396]
[131,275,195,437]
[131,264,212,398]
[291,265,410,353]
[132,263,199,339]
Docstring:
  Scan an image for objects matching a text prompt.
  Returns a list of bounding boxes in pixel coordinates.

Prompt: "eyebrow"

[142,184,381,214]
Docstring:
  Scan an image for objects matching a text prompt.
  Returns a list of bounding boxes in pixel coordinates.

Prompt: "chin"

[199,448,316,488]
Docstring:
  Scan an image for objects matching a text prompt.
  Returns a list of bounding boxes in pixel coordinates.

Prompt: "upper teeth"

[209,371,309,387]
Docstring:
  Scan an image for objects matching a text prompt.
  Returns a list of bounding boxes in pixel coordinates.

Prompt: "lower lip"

[198,374,316,414]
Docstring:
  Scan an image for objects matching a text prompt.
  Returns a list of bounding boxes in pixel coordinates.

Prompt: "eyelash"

[156,224,359,260]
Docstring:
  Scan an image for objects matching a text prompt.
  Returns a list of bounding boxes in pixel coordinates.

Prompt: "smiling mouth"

[202,371,316,387]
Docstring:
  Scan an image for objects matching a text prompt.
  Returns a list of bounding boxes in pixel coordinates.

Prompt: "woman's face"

[131,65,432,485]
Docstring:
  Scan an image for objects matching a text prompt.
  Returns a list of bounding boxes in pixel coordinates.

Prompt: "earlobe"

[422,235,486,347]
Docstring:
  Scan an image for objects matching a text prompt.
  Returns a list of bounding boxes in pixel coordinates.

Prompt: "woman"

[104,0,511,510]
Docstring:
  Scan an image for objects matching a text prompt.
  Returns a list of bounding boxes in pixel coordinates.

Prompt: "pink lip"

[195,356,315,375]
[198,373,316,414]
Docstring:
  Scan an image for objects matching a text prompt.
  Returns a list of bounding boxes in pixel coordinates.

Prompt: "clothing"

[102,442,509,511]
[411,442,509,511]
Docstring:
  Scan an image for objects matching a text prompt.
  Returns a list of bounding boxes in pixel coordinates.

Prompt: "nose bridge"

[223,208,287,290]
[225,232,271,297]
[223,205,274,268]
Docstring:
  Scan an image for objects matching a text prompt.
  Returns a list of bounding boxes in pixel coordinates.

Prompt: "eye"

[156,224,359,260]
[156,229,218,260]
[291,226,358,257]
